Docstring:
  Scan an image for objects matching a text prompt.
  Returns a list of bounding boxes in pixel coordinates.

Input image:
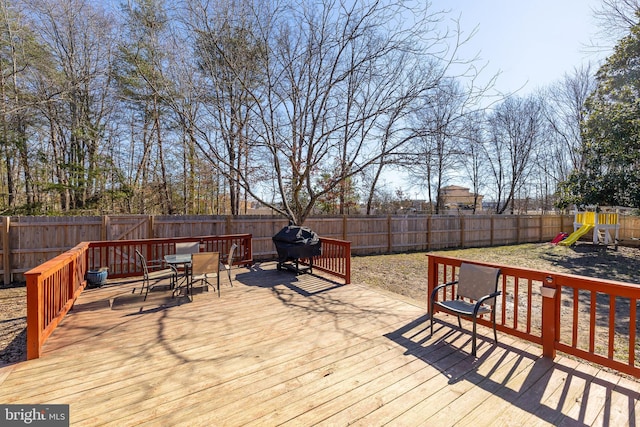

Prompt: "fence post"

[2,216,10,285]
[490,216,495,246]
[148,215,155,239]
[225,215,232,235]
[541,275,558,359]
[101,215,108,241]
[387,215,392,253]
[460,216,465,248]
[342,215,347,241]
[539,216,544,242]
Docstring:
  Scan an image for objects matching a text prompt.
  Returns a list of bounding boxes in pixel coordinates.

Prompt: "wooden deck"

[1,262,639,426]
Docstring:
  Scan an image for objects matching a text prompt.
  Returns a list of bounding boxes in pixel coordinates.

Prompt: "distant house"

[439,185,483,212]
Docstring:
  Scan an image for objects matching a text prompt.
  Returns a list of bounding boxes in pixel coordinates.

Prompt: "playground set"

[552,209,620,248]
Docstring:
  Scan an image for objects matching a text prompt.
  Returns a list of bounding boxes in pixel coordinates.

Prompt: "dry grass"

[352,242,640,306]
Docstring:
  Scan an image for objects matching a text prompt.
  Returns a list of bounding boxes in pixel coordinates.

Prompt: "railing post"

[427,255,437,310]
[426,215,432,251]
[25,272,43,360]
[69,256,76,300]
[541,275,558,359]
[345,241,351,284]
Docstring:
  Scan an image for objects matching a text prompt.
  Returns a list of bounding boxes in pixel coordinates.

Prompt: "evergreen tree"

[559,17,640,208]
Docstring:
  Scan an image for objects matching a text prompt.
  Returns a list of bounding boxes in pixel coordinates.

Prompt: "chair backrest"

[227,243,237,267]
[175,242,200,255]
[191,252,220,275]
[457,263,501,305]
[135,249,149,277]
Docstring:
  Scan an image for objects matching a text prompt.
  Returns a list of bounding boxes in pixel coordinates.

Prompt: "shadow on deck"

[0,261,638,426]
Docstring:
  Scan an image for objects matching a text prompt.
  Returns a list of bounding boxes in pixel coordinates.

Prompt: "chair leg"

[472,317,478,356]
[457,315,462,329]
[492,311,498,342]
[142,278,151,301]
[429,300,435,337]
[227,269,233,287]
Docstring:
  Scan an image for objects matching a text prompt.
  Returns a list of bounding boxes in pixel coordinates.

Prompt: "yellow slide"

[558,224,594,246]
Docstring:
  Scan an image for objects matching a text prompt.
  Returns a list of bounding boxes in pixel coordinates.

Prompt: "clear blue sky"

[432,0,609,95]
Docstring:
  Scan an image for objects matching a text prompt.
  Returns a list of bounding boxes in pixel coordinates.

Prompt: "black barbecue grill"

[272,225,322,274]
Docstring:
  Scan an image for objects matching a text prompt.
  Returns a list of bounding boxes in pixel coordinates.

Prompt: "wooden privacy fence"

[24,234,351,359]
[428,254,640,378]
[7,213,640,283]
[0,214,582,283]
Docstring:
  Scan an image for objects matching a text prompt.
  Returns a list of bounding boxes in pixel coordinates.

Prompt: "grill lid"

[272,225,320,246]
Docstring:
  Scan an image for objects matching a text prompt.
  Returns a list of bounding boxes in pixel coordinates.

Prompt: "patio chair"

[220,243,237,287]
[190,252,221,297]
[430,262,501,356]
[135,249,177,301]
[175,241,200,254]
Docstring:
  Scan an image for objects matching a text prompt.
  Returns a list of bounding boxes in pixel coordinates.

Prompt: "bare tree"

[115,0,178,214]
[0,0,49,211]
[186,0,490,225]
[592,0,640,45]
[26,0,115,212]
[187,0,264,216]
[460,111,487,214]
[404,78,469,214]
[485,95,544,214]
[517,66,597,214]
[543,65,595,186]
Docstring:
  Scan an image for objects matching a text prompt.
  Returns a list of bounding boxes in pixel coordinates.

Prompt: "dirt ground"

[2,242,639,366]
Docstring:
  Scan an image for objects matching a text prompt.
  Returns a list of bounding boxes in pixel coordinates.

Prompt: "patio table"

[164,253,192,296]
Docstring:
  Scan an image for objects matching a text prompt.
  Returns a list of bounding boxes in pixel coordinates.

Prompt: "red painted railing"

[313,237,351,284]
[25,242,89,360]
[428,254,640,378]
[86,234,254,277]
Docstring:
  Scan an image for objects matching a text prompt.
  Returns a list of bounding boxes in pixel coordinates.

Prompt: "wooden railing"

[86,234,254,278]
[428,254,640,378]
[25,242,90,360]
[312,237,351,284]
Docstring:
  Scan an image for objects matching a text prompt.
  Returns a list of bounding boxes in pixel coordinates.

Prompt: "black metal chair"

[220,243,237,287]
[430,262,501,356]
[135,249,177,301]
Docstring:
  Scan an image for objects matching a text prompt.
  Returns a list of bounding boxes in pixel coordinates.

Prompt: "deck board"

[1,261,639,426]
